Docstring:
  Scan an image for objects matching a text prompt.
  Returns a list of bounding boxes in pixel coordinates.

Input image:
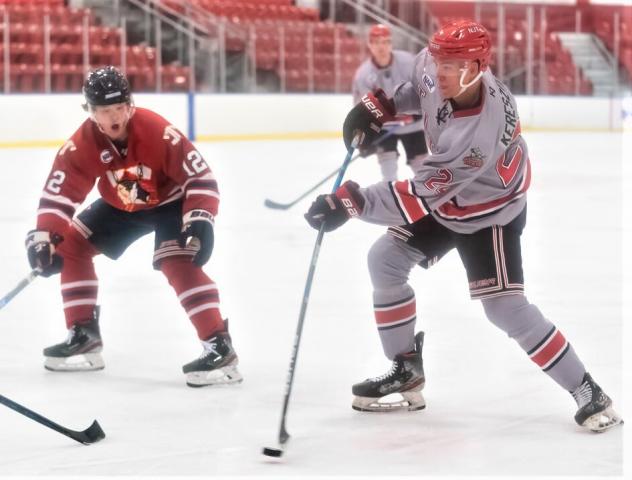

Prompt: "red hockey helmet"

[369,24,391,40]
[428,20,492,70]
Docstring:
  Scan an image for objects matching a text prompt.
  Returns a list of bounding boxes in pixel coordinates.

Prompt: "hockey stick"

[263,121,421,211]
[0,394,105,445]
[0,269,40,311]
[262,140,358,459]
[263,151,362,210]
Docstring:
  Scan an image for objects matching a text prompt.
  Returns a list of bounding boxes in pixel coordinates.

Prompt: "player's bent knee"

[481,294,552,341]
[159,256,194,277]
[56,227,98,261]
[368,235,407,287]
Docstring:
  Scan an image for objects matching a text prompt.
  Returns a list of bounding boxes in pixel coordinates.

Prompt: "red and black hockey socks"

[160,257,225,340]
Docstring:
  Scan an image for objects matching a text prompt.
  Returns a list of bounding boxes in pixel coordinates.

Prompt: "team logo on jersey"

[100,149,113,164]
[435,102,450,125]
[463,147,485,168]
[422,74,435,93]
[106,164,157,208]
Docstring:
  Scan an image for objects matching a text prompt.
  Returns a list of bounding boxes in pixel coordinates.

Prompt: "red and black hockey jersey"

[36,107,218,237]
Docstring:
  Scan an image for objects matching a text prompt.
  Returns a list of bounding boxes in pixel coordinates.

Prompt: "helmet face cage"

[82,66,132,112]
[429,20,492,71]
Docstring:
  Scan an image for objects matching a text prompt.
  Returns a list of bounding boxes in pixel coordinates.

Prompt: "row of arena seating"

[2,25,121,46]
[0,4,94,24]
[0,0,63,4]
[158,0,366,91]
[221,20,363,55]
[3,44,157,68]
[255,51,364,72]
[0,1,190,92]
[160,0,598,95]
[190,13,365,91]
[0,0,610,94]
[161,0,318,22]
[0,63,190,92]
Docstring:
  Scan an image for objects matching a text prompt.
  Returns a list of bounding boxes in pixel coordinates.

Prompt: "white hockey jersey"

[352,50,416,104]
[352,50,424,134]
[358,48,530,234]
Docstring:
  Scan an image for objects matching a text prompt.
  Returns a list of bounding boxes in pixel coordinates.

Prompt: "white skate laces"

[65,327,78,344]
[199,339,221,359]
[371,362,398,383]
[572,382,593,409]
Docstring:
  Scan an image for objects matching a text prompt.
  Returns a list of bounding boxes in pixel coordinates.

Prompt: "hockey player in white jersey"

[352,24,428,181]
[305,20,622,432]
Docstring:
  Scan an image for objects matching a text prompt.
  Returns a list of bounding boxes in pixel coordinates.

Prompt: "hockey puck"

[262,446,283,458]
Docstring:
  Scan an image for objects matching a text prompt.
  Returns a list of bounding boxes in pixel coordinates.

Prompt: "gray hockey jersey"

[357,48,530,234]
[352,50,423,133]
[352,50,416,104]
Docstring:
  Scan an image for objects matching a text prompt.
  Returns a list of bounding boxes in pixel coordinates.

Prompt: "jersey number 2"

[46,170,66,194]
[496,146,523,187]
[424,168,453,194]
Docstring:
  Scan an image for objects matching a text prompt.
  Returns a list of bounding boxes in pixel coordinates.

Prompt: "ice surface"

[0,132,626,478]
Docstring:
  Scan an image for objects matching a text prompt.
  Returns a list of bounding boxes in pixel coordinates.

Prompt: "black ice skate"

[182,328,242,387]
[571,372,623,432]
[352,331,426,412]
[43,306,104,372]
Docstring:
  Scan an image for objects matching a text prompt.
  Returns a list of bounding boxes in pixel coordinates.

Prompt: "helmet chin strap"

[455,68,484,97]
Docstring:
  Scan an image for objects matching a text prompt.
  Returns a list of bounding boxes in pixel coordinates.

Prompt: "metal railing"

[323,0,631,96]
[3,0,630,96]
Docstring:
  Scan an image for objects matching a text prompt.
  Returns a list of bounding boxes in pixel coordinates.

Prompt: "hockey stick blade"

[263,198,295,210]
[72,420,106,445]
[0,394,106,445]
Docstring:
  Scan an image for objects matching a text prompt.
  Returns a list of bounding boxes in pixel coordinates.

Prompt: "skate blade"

[582,407,624,433]
[185,365,243,387]
[44,352,105,372]
[352,391,426,412]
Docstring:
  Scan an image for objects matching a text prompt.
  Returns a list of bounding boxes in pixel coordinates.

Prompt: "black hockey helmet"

[82,66,131,109]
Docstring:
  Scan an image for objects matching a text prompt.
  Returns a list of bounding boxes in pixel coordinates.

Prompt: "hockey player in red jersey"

[305,21,622,432]
[25,66,241,387]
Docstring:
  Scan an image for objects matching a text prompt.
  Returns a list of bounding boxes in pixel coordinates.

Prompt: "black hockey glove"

[343,89,396,152]
[25,230,64,277]
[304,181,365,232]
[180,210,215,267]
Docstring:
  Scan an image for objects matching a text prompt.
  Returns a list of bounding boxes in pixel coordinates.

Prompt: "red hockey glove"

[25,230,64,277]
[343,89,396,151]
[304,181,365,232]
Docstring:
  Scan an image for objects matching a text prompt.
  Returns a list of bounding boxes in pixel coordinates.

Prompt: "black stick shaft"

[275,145,356,446]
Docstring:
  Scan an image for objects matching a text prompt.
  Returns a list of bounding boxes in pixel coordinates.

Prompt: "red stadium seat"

[13,62,44,92]
[161,64,190,92]
[51,63,84,92]
[51,43,83,65]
